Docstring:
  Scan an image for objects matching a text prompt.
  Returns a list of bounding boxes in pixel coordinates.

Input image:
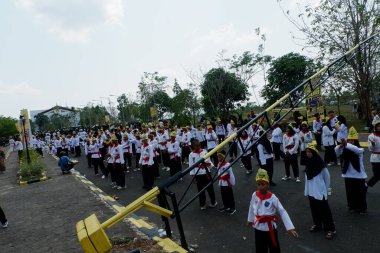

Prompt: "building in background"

[30,106,80,130]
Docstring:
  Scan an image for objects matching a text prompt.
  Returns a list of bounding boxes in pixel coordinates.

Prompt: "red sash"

[218,174,231,187]
[255,215,279,247]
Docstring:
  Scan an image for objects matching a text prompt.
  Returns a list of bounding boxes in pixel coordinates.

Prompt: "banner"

[150,107,158,121]
[20,109,32,143]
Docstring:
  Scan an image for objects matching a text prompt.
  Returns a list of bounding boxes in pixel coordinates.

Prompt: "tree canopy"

[0,116,18,139]
[261,52,316,106]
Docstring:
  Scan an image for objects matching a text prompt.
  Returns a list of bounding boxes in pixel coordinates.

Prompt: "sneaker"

[327,163,333,166]
[218,207,229,213]
[166,168,170,172]
[246,170,253,175]
[328,187,332,196]
[200,205,207,210]
[110,182,116,186]
[112,185,118,189]
[95,173,99,176]
[282,176,291,181]
[116,186,123,190]
[337,163,341,166]
[2,221,8,228]
[295,177,301,183]
[226,209,236,215]
[101,175,105,179]
[208,201,218,208]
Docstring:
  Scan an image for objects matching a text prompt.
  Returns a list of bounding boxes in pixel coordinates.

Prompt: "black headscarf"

[257,131,273,154]
[304,149,326,180]
[342,144,361,174]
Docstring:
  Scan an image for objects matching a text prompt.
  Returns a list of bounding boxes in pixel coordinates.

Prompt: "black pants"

[217,135,225,143]
[142,165,154,189]
[106,164,116,183]
[114,163,125,187]
[86,154,92,168]
[123,152,132,168]
[195,174,216,207]
[75,146,81,157]
[367,163,380,187]
[344,178,367,212]
[208,148,218,166]
[153,157,160,177]
[324,145,337,164]
[262,158,274,182]
[284,154,299,177]
[0,206,7,224]
[135,153,141,168]
[91,158,105,175]
[229,142,237,158]
[254,228,280,253]
[182,146,191,162]
[315,133,322,149]
[169,158,182,176]
[308,196,335,231]
[200,141,207,149]
[300,150,307,166]
[57,147,63,157]
[220,186,235,209]
[241,155,252,172]
[161,151,170,167]
[272,142,282,160]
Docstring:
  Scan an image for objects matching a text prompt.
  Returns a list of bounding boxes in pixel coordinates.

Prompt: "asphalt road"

[72,147,380,253]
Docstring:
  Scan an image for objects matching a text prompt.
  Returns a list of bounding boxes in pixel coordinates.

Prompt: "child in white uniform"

[248,169,298,253]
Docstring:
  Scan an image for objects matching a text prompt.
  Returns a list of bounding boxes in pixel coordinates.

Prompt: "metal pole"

[167,189,188,250]
[20,116,31,164]
[157,193,172,238]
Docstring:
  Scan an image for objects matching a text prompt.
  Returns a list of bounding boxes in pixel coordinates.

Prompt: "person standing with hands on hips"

[247,169,298,253]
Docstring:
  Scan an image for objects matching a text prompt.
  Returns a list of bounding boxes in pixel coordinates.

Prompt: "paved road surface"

[72,147,380,253]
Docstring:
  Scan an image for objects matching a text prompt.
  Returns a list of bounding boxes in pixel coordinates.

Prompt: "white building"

[30,106,80,128]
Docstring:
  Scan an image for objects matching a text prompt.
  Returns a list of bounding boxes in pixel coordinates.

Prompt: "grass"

[19,149,46,182]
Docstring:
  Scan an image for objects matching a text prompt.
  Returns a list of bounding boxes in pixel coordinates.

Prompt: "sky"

[0,0,317,118]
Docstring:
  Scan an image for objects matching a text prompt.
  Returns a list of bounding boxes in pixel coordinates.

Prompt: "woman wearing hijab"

[304,143,336,239]
[335,127,367,214]
[367,121,380,187]
[257,130,276,185]
[322,118,337,166]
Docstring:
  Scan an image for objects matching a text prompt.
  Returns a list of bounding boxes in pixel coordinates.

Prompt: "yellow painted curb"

[128,218,154,229]
[153,236,188,253]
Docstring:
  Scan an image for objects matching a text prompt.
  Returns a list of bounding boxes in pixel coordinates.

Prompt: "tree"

[279,0,380,122]
[79,105,110,126]
[0,116,18,139]
[201,68,249,117]
[261,52,316,106]
[34,114,50,131]
[138,72,169,121]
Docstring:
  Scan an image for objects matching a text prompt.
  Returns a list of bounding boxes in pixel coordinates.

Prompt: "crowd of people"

[6,108,380,253]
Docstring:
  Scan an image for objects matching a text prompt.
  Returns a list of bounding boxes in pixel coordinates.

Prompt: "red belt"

[254,215,279,247]
[372,152,380,154]
[218,174,231,187]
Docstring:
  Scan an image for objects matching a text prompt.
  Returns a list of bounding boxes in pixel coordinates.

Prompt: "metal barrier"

[76,33,378,253]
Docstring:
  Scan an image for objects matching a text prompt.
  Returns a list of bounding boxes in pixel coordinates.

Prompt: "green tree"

[261,52,316,106]
[34,114,50,131]
[0,116,18,139]
[201,68,249,117]
[138,72,169,121]
[79,105,110,126]
[171,83,202,125]
[280,0,380,121]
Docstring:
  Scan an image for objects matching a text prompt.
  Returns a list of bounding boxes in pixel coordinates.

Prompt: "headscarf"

[304,148,326,180]
[374,122,380,136]
[257,131,273,154]
[342,145,360,174]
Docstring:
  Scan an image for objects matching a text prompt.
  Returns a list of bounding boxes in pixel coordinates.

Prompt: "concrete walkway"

[0,152,134,253]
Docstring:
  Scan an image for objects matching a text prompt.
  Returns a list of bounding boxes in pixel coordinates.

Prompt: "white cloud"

[0,82,42,95]
[189,24,264,56]
[15,0,124,42]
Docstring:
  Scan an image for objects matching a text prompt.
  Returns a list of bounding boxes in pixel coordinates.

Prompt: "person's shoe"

[110,182,116,186]
[218,207,229,213]
[325,231,336,240]
[295,177,301,183]
[246,170,253,175]
[337,162,341,166]
[226,209,236,215]
[270,181,277,186]
[359,210,368,215]
[116,186,123,190]
[327,163,333,166]
[2,221,8,228]
[101,175,105,179]
[282,176,291,181]
[200,205,207,210]
[309,225,320,232]
[95,173,99,176]
[112,185,118,189]
[209,201,218,208]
